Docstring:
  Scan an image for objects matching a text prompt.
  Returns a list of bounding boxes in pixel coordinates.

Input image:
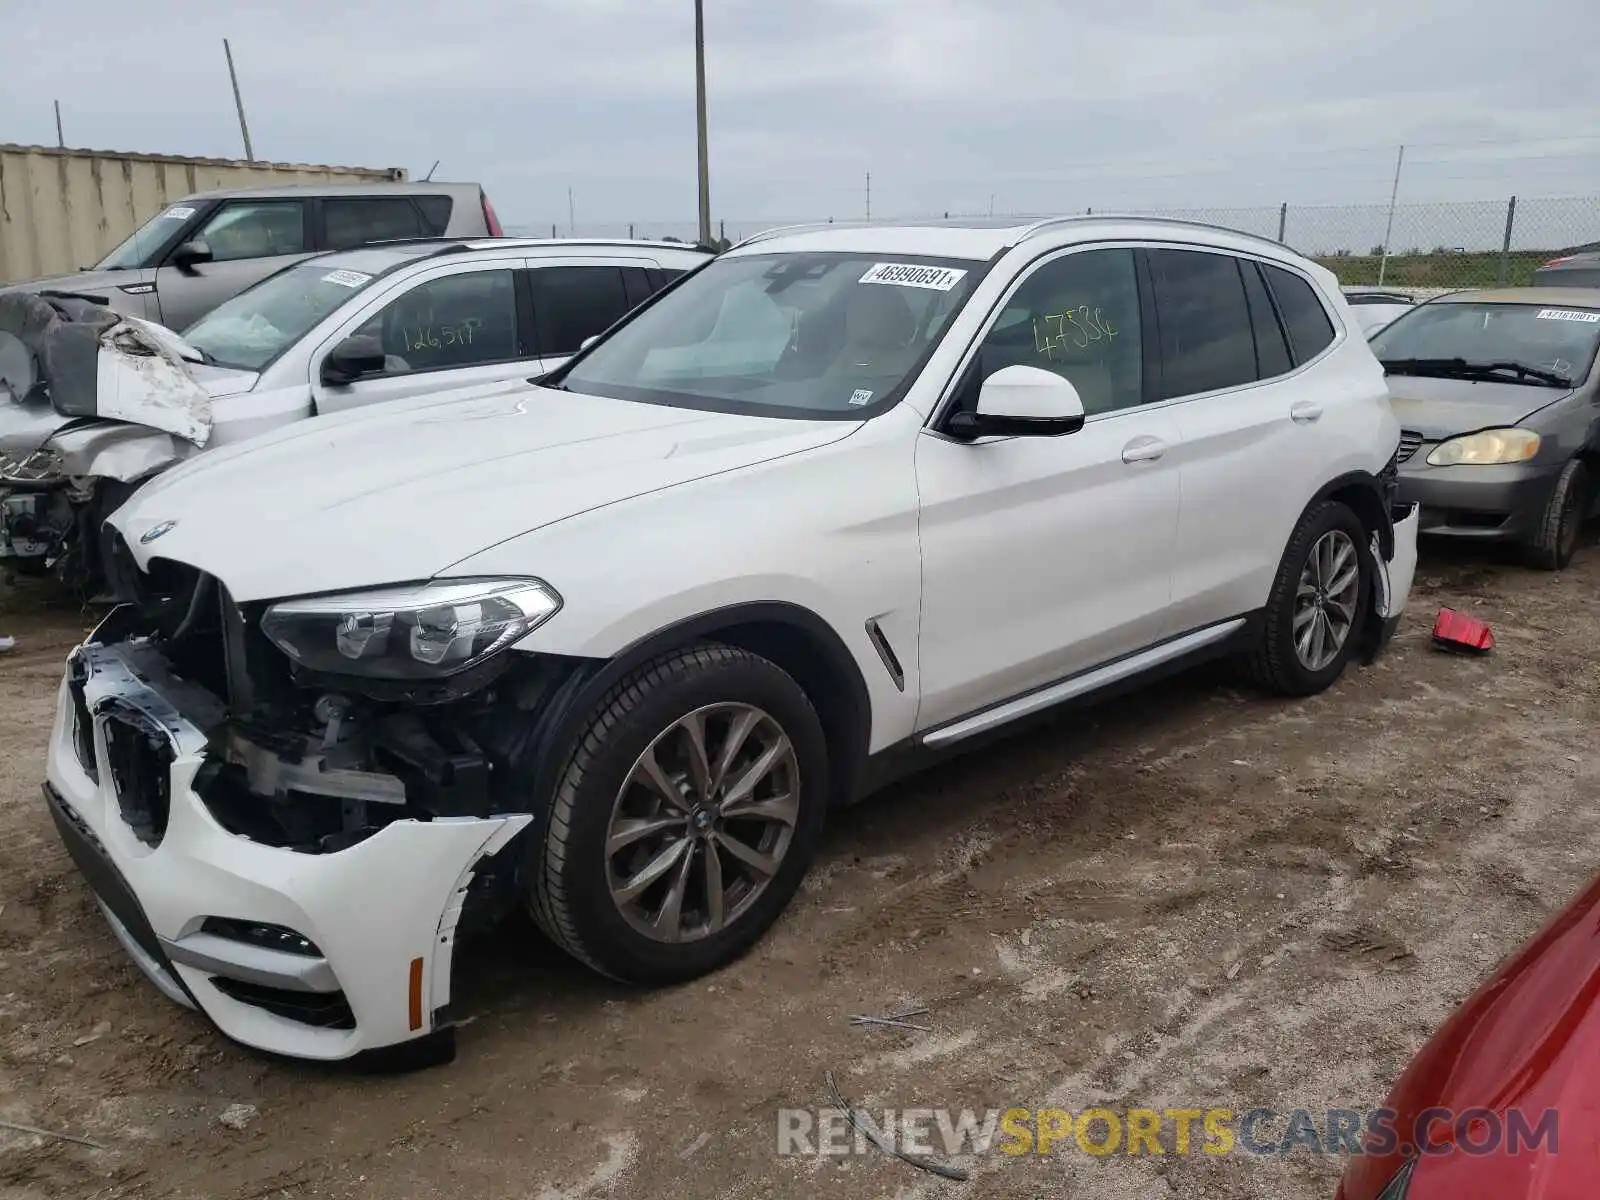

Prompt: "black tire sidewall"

[1551,460,1588,569]
[1265,502,1371,694]
[543,648,829,983]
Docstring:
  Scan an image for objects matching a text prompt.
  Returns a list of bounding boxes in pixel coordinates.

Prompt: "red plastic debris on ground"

[1431,607,1495,654]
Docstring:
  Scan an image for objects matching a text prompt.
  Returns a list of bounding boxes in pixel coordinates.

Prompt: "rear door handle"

[1290,401,1323,424]
[1122,436,1168,463]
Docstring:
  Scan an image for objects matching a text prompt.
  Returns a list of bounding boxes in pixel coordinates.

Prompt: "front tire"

[1527,457,1588,571]
[527,643,828,983]
[1249,500,1370,697]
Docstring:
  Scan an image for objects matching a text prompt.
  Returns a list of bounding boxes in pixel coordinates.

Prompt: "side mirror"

[319,334,387,386]
[948,365,1087,440]
[170,239,214,274]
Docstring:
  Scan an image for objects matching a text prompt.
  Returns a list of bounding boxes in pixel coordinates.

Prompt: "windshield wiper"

[1380,357,1571,389]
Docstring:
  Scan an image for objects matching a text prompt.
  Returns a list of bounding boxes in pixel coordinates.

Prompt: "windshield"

[94,203,200,270]
[183,261,382,370]
[556,252,982,418]
[1372,303,1600,386]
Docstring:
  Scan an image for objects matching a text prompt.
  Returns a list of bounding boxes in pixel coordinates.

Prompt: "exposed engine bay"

[0,292,212,589]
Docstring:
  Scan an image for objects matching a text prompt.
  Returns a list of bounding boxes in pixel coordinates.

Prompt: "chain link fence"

[510,195,1600,292]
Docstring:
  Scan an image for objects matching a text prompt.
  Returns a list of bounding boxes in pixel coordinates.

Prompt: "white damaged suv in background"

[47,217,1419,1062]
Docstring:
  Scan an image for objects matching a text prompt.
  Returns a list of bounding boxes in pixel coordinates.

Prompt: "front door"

[914,245,1182,730]
[153,199,314,330]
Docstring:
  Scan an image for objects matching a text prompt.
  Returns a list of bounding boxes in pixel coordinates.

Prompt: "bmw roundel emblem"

[139,520,178,544]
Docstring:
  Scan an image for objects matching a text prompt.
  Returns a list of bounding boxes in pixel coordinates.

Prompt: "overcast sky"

[4,0,1599,231]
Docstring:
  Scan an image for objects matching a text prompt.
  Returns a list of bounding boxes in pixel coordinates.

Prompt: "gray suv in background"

[0,181,503,329]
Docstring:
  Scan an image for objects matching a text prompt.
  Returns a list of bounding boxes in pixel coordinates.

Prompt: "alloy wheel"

[1293,529,1360,672]
[605,703,800,944]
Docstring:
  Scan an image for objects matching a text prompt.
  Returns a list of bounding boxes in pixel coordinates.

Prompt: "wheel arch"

[1310,469,1392,558]
[526,602,873,818]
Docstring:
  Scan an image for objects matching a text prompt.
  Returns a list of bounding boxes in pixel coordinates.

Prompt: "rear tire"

[1249,500,1371,697]
[1526,458,1588,571]
[527,643,828,984]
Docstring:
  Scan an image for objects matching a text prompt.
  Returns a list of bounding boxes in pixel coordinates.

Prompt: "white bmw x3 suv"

[48,216,1419,1062]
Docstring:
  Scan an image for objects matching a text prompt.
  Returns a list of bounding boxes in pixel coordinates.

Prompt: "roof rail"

[1014,212,1299,255]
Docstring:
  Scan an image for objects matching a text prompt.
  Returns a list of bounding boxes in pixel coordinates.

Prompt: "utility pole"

[223,39,255,161]
[567,187,576,236]
[53,100,64,149]
[694,0,712,246]
[866,170,871,221]
[1377,144,1405,287]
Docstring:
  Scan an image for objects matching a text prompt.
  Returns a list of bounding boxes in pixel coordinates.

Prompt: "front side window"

[193,201,307,263]
[1147,249,1257,399]
[184,260,383,368]
[324,198,427,251]
[556,252,981,417]
[351,270,520,374]
[973,248,1143,414]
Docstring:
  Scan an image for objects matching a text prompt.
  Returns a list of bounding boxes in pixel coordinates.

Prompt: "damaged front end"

[43,551,600,1061]
[0,292,210,588]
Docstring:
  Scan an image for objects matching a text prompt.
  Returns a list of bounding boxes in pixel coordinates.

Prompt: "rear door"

[309,259,540,415]
[153,199,314,330]
[1154,248,1344,630]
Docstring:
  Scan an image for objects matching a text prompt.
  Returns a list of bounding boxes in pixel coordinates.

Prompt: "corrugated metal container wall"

[0,145,407,283]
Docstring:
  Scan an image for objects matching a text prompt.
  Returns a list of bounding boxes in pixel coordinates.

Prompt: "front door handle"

[1122,436,1168,464]
[1290,401,1323,424]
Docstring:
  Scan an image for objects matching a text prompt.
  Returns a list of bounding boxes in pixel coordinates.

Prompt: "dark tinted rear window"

[1241,261,1292,378]
[416,195,453,235]
[324,198,426,250]
[1147,249,1258,399]
[1265,265,1336,364]
[528,266,633,356]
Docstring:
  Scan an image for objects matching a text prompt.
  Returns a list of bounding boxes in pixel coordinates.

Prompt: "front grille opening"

[209,977,356,1030]
[101,707,173,847]
[1397,431,1424,463]
[200,917,323,958]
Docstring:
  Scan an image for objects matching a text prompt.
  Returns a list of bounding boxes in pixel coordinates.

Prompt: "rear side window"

[415,196,453,235]
[323,198,427,250]
[1241,261,1292,378]
[1264,265,1336,364]
[1147,249,1257,399]
[527,266,634,356]
[621,267,656,307]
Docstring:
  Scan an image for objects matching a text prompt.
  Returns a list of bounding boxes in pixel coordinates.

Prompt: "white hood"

[110,382,859,601]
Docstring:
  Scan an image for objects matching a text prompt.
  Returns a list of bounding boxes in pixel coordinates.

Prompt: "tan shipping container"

[0,144,406,284]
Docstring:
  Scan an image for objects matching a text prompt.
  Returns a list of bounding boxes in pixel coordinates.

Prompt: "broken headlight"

[260,578,561,680]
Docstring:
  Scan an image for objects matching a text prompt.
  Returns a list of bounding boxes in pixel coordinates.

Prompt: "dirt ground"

[2,538,1598,1200]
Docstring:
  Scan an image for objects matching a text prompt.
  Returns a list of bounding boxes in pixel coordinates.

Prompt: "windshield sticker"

[1535,308,1600,323]
[159,206,196,221]
[859,263,968,292]
[849,389,874,406]
[322,269,373,288]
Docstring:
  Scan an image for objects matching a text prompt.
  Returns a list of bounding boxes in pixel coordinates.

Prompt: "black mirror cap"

[320,334,386,386]
[170,239,214,273]
[947,410,1086,441]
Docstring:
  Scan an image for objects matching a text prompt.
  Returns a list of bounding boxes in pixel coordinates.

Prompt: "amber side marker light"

[408,957,425,1031]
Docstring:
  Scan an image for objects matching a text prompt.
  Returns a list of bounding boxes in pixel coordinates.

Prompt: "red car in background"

[1337,873,1600,1199]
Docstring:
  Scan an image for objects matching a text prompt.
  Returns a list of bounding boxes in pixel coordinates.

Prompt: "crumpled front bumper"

[43,641,530,1061]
